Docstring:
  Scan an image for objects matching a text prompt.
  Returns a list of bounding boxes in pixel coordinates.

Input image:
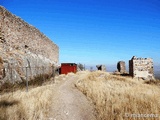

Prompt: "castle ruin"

[0,6,59,82]
[129,56,154,80]
[117,61,126,73]
[96,65,106,71]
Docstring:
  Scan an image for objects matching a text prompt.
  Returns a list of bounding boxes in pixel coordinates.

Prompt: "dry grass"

[1,71,160,120]
[54,72,76,83]
[0,57,3,64]
[145,79,160,87]
[0,72,71,120]
[0,74,53,94]
[75,71,160,120]
[0,83,55,120]
[0,73,56,120]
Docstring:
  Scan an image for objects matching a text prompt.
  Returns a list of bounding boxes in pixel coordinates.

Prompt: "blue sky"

[1,0,160,71]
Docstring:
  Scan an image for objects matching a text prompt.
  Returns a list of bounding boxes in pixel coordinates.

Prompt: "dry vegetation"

[1,70,160,120]
[0,84,55,120]
[0,74,53,94]
[0,57,3,64]
[0,74,56,120]
[75,71,160,120]
[0,73,72,120]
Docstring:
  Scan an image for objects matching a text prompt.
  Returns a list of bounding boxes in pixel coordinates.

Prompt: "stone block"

[129,56,154,80]
[96,65,106,71]
[117,61,126,73]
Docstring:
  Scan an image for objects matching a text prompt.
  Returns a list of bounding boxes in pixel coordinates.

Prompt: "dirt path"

[48,75,97,120]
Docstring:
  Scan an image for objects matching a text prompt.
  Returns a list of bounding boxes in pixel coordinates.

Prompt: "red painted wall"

[61,63,77,74]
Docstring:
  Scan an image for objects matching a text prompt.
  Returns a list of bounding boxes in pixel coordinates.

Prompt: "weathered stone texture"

[129,56,154,80]
[96,65,106,71]
[117,61,126,73]
[0,6,58,63]
[0,6,59,83]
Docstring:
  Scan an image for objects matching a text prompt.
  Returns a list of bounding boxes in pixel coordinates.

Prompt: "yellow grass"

[0,84,55,120]
[1,71,160,120]
[75,71,160,120]
[0,72,73,120]
[0,57,3,64]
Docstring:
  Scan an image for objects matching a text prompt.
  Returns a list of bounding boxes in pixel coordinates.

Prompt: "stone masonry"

[0,6,59,63]
[117,61,126,73]
[129,56,154,80]
[96,65,106,71]
[0,6,59,83]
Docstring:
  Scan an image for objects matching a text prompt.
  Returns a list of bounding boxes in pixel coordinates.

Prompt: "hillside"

[0,71,160,120]
[75,71,160,120]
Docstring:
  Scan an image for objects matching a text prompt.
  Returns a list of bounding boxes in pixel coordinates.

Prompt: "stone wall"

[129,56,154,80]
[96,65,106,71]
[0,6,59,63]
[117,61,126,73]
[0,6,59,83]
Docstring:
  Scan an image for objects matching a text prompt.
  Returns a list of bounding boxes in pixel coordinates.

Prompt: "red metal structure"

[61,63,77,74]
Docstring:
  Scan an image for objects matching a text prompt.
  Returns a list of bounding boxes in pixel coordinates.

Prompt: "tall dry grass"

[75,71,160,120]
[0,83,55,120]
[0,74,53,94]
[0,72,74,120]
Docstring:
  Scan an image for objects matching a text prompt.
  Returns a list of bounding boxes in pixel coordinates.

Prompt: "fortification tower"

[129,56,154,80]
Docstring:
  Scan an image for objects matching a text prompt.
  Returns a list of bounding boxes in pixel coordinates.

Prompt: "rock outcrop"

[0,6,59,83]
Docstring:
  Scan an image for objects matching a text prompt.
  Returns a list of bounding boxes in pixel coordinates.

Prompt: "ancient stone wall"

[117,61,126,73]
[96,65,106,71]
[129,56,154,80]
[0,6,59,63]
[0,6,59,83]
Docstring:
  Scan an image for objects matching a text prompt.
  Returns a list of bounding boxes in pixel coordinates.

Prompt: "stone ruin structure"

[96,65,106,71]
[0,6,59,83]
[129,56,154,80]
[117,61,126,73]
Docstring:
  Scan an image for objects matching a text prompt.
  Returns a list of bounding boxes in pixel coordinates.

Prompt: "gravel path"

[48,75,97,120]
